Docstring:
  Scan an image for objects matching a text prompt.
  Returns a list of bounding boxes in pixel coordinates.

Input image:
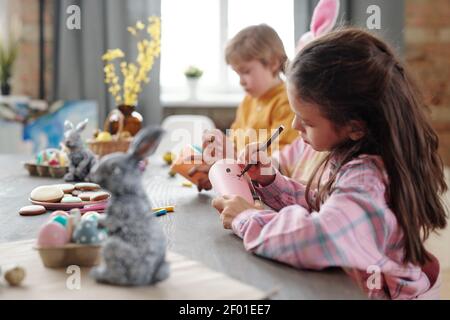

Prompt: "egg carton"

[34,243,101,268]
[23,162,68,178]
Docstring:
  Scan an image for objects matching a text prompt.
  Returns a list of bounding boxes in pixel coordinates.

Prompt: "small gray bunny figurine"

[63,119,97,182]
[89,126,170,286]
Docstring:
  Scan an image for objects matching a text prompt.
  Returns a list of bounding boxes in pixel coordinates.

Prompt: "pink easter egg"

[49,210,69,219]
[37,222,69,247]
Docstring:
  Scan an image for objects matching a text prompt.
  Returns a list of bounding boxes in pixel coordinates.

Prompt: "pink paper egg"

[37,222,69,247]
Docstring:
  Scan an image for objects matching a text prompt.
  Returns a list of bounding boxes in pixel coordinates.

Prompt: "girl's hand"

[202,129,236,162]
[182,154,212,192]
[212,195,263,229]
[238,142,276,186]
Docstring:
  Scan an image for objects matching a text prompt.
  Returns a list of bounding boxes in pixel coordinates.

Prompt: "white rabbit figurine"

[89,126,169,286]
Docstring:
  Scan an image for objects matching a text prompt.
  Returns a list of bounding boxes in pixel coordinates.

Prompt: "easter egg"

[72,219,102,244]
[96,131,112,142]
[59,152,68,167]
[37,222,68,247]
[163,151,174,165]
[82,211,100,221]
[52,215,68,227]
[69,208,82,224]
[36,154,43,165]
[49,210,69,219]
[4,266,26,286]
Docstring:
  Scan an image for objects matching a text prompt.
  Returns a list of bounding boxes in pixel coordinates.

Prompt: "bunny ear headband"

[296,0,340,52]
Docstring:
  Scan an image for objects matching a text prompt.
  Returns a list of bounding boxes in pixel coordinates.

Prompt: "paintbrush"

[237,125,284,178]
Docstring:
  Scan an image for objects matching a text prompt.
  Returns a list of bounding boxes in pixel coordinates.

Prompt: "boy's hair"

[287,28,448,266]
[225,24,288,75]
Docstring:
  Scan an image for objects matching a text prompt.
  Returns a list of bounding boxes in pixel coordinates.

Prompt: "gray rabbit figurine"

[63,119,97,182]
[89,126,170,286]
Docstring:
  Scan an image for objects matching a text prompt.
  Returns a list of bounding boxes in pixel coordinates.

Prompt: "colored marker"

[152,206,175,212]
[154,209,168,217]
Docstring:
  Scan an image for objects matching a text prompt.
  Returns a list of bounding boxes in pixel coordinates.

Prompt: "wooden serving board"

[0,240,267,300]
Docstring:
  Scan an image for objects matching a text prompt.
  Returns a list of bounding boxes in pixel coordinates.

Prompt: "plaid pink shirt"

[232,139,441,299]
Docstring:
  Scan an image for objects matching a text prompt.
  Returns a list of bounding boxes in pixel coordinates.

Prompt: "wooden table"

[0,154,364,299]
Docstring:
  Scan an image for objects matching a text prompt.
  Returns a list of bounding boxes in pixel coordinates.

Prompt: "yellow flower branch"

[102,16,161,106]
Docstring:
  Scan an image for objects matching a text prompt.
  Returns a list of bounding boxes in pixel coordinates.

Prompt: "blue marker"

[154,209,168,217]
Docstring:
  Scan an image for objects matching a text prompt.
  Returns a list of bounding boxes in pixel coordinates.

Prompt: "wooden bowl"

[23,161,69,178]
[24,162,39,176]
[48,166,69,178]
[34,243,102,268]
[36,165,50,177]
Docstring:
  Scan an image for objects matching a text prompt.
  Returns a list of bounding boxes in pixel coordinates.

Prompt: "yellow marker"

[182,181,193,188]
[152,206,175,212]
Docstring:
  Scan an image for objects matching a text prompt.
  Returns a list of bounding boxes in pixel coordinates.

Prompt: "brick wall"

[405,0,450,164]
[8,0,54,100]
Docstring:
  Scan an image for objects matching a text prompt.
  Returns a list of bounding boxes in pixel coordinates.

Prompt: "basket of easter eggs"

[23,148,69,178]
[34,210,107,268]
[87,109,133,157]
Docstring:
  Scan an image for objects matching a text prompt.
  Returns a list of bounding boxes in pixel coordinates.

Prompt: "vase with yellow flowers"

[102,16,161,137]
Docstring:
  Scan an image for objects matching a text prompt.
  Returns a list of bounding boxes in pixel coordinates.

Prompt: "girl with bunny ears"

[272,0,339,185]
[212,28,447,299]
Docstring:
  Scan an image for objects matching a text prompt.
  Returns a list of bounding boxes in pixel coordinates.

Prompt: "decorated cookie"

[61,196,82,203]
[18,205,46,216]
[74,182,101,191]
[30,186,64,203]
[72,219,102,244]
[90,191,110,202]
[53,183,75,194]
[37,222,69,247]
[71,189,82,196]
[78,192,96,201]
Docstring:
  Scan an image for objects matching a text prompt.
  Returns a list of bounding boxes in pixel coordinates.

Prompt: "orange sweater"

[229,82,298,155]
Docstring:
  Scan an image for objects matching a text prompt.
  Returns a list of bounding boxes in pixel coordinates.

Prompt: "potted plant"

[0,33,19,96]
[184,65,203,100]
[101,16,161,136]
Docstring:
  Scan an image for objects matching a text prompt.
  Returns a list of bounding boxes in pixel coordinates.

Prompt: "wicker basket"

[87,109,133,157]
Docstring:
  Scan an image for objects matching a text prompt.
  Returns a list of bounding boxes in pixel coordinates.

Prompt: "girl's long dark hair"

[288,28,448,266]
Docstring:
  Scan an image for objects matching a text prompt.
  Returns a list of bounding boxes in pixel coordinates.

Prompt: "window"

[161,0,294,100]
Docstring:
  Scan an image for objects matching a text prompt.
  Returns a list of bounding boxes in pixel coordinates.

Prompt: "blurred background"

[2,0,447,154]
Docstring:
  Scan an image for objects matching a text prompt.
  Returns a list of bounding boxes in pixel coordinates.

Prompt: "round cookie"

[53,183,75,194]
[90,191,110,202]
[71,189,82,196]
[61,196,82,203]
[30,186,64,203]
[74,182,100,191]
[19,205,46,216]
[79,192,96,201]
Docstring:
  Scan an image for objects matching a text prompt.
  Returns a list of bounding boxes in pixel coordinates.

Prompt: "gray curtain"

[294,0,405,55]
[53,0,161,126]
